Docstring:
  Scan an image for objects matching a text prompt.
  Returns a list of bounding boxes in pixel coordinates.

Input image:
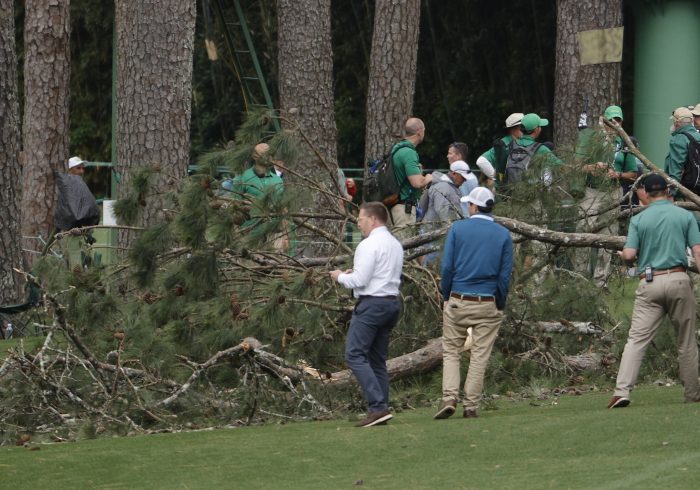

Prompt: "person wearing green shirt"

[691,103,700,131]
[389,118,433,235]
[232,143,287,251]
[476,112,523,186]
[609,174,700,408]
[664,107,700,187]
[578,105,641,285]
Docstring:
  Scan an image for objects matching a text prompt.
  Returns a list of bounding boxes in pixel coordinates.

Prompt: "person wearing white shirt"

[330,202,403,427]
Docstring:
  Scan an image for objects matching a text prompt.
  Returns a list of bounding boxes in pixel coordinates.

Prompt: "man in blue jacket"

[434,187,513,419]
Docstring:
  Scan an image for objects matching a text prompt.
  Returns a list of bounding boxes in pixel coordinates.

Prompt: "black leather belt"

[450,292,495,302]
[358,295,398,301]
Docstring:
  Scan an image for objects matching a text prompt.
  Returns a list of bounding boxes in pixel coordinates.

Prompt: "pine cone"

[113,331,125,341]
[277,295,286,305]
[173,284,185,296]
[72,265,82,274]
[230,293,242,317]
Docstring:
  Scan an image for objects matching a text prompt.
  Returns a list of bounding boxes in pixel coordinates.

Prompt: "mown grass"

[1,386,699,489]
[0,336,44,360]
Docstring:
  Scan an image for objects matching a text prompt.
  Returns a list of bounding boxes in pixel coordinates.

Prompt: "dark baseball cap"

[643,174,667,193]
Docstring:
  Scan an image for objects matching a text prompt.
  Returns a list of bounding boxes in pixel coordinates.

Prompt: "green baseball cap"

[521,113,549,132]
[604,105,623,121]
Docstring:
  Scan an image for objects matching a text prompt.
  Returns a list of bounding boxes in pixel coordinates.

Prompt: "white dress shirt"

[338,226,403,298]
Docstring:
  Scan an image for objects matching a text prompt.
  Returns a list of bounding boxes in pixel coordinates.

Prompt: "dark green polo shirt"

[625,200,700,270]
[665,125,700,183]
[391,140,422,202]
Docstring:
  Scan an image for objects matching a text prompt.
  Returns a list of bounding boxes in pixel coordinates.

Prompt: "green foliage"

[174,178,211,249]
[129,223,173,286]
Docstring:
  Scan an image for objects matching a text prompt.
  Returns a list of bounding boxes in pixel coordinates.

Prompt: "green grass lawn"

[2,386,699,489]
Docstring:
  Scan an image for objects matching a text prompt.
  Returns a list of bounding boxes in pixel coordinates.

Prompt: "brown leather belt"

[639,266,686,279]
[450,292,495,302]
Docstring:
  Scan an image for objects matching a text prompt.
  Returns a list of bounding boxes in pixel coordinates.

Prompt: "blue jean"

[345,297,401,412]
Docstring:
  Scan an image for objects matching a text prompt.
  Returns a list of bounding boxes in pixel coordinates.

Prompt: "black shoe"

[355,410,392,427]
[433,400,457,419]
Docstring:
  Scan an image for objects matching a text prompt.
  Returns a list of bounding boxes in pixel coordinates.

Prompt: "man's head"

[642,173,669,201]
[603,105,624,134]
[252,143,271,175]
[671,107,694,131]
[447,142,468,164]
[448,160,471,186]
[520,113,549,138]
[691,103,700,131]
[505,113,524,139]
[464,186,495,216]
[404,117,426,146]
[357,202,389,237]
[68,156,85,176]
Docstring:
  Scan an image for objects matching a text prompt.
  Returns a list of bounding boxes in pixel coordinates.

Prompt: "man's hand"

[329,269,352,282]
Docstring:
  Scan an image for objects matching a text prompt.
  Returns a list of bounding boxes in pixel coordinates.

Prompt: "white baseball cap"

[505,113,524,128]
[465,187,495,208]
[68,156,85,169]
[449,160,471,179]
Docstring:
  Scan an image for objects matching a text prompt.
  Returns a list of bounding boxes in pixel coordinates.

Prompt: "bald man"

[389,117,432,235]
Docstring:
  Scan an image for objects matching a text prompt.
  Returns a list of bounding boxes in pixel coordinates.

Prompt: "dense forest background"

[13,0,636,175]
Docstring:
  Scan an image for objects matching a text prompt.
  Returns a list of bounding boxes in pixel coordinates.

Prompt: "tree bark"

[277,0,340,255]
[21,0,71,263]
[0,0,24,302]
[553,0,622,148]
[363,0,421,166]
[115,0,196,244]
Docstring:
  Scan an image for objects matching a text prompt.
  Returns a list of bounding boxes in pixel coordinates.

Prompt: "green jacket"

[232,166,284,228]
[391,140,423,202]
[665,125,700,183]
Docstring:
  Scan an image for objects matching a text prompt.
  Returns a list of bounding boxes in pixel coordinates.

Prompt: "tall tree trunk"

[277,0,340,255]
[363,0,421,166]
[0,0,24,302]
[553,0,622,148]
[21,0,71,263]
[115,0,196,243]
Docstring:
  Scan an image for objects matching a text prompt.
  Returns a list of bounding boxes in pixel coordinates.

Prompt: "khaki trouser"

[614,272,700,402]
[390,204,416,240]
[441,296,504,410]
[581,187,618,285]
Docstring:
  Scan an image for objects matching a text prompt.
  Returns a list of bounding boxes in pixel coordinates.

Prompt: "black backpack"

[679,132,700,194]
[504,140,541,185]
[363,144,406,206]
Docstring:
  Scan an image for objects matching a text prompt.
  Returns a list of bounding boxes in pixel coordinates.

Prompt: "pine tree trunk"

[277,0,340,255]
[0,0,24,302]
[363,0,421,166]
[21,0,71,263]
[553,0,622,148]
[115,0,196,244]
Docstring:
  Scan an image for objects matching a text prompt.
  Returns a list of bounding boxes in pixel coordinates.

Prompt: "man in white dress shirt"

[330,202,404,427]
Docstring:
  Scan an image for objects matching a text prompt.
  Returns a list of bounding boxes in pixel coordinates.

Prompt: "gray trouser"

[614,272,700,402]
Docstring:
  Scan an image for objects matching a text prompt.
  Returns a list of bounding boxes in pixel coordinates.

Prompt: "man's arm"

[440,227,456,301]
[496,235,514,311]
[407,173,433,189]
[475,156,496,179]
[336,243,373,290]
[691,244,700,269]
[621,247,638,264]
[666,134,688,182]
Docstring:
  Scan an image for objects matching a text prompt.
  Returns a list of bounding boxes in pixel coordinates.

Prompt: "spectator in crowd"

[476,113,524,186]
[434,187,513,420]
[446,142,478,214]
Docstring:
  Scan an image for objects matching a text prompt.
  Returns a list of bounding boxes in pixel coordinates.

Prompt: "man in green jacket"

[665,107,700,186]
[579,105,641,285]
[232,143,287,251]
[390,118,433,235]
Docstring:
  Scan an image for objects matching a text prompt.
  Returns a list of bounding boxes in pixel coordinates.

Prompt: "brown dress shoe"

[463,408,478,418]
[433,400,457,419]
[355,410,392,427]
